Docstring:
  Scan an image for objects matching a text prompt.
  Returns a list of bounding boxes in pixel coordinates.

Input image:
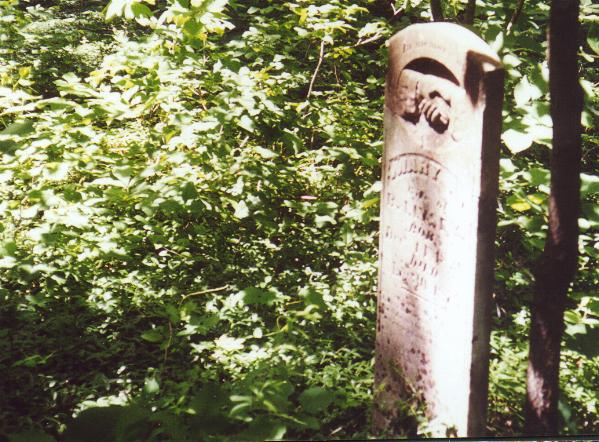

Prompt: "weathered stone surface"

[373,23,504,437]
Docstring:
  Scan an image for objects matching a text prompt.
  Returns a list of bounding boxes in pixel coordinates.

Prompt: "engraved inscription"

[381,153,463,299]
[376,149,472,426]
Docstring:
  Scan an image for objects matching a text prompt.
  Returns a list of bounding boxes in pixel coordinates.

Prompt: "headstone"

[373,23,504,437]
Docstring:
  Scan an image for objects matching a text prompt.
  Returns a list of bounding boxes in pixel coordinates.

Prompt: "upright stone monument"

[373,23,504,437]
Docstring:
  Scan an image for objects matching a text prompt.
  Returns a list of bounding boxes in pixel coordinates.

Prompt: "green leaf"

[141,329,163,343]
[510,201,531,212]
[233,200,249,219]
[182,182,198,201]
[564,310,581,325]
[300,287,326,309]
[514,77,542,106]
[565,323,586,336]
[582,202,599,228]
[236,416,286,441]
[191,0,228,13]
[1,119,34,136]
[581,173,599,196]
[587,24,599,55]
[131,2,152,18]
[254,146,277,159]
[183,18,203,37]
[564,327,599,358]
[214,334,245,352]
[188,383,230,416]
[502,129,533,153]
[528,167,550,187]
[237,115,254,133]
[241,287,276,306]
[144,376,160,394]
[499,158,517,177]
[105,0,127,19]
[298,387,334,414]
[91,177,126,187]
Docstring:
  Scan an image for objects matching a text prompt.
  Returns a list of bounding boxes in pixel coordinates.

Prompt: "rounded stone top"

[387,23,502,89]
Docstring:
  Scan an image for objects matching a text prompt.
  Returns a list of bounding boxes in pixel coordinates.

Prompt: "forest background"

[0,0,597,440]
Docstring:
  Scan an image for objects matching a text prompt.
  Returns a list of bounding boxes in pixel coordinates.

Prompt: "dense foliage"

[0,0,596,439]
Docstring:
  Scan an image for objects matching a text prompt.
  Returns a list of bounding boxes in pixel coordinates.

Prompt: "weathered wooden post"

[373,23,504,437]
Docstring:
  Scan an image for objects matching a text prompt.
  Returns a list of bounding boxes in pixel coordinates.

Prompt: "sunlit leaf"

[233,200,249,219]
[510,201,531,212]
[502,129,533,153]
[144,376,160,394]
[214,335,245,352]
[237,114,254,133]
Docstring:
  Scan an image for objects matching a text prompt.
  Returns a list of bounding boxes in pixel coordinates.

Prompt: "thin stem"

[506,0,526,34]
[464,0,476,24]
[163,320,173,364]
[307,39,326,99]
[355,34,385,47]
[178,285,230,307]
[431,0,444,21]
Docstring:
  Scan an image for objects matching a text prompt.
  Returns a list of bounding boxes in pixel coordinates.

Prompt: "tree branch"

[505,0,526,34]
[355,34,385,47]
[431,0,444,22]
[390,0,408,17]
[524,0,582,435]
[307,39,326,99]
[464,0,476,24]
[178,285,230,307]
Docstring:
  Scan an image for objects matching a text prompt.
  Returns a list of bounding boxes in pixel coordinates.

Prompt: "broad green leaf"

[564,310,581,324]
[191,0,228,12]
[235,416,286,441]
[105,0,127,19]
[588,24,599,55]
[91,177,126,187]
[144,376,160,394]
[582,203,599,228]
[182,182,198,201]
[510,202,530,212]
[514,77,542,106]
[214,334,245,352]
[131,2,152,17]
[565,323,586,336]
[581,173,599,195]
[298,387,334,413]
[254,146,277,159]
[233,200,249,219]
[188,383,230,415]
[527,194,545,205]
[1,119,34,136]
[499,158,517,176]
[45,162,70,181]
[141,329,163,343]
[241,287,276,305]
[237,115,254,133]
[502,129,533,153]
[180,313,219,335]
[528,167,550,187]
